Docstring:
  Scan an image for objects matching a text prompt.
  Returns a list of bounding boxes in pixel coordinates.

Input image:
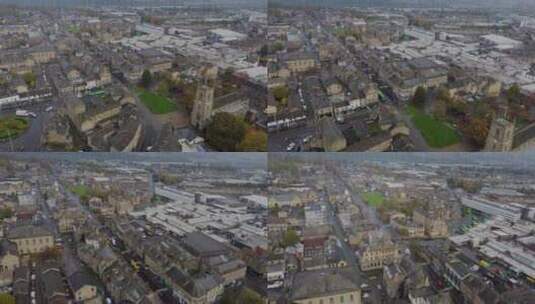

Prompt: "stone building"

[485,116,515,152]
[290,268,362,304]
[191,65,218,130]
[67,270,104,304]
[0,240,20,286]
[359,232,401,271]
[383,263,406,299]
[413,207,449,238]
[485,107,535,152]
[280,52,317,74]
[7,225,54,255]
[314,117,347,152]
[164,267,224,304]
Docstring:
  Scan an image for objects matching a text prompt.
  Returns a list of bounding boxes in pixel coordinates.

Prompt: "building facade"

[7,225,54,255]
[191,65,218,130]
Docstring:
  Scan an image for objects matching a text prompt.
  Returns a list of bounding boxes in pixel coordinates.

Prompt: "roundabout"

[0,116,29,141]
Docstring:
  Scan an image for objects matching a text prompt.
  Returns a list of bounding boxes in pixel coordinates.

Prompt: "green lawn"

[137,89,177,114]
[407,105,460,148]
[67,25,80,33]
[70,185,90,199]
[362,191,385,207]
[0,117,29,140]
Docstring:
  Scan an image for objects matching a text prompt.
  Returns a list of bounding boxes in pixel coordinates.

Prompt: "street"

[0,99,55,151]
[329,167,388,304]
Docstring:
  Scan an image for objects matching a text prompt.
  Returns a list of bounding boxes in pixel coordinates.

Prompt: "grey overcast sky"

[269,0,535,9]
[0,0,266,6]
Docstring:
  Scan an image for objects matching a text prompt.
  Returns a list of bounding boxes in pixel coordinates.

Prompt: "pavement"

[326,200,362,282]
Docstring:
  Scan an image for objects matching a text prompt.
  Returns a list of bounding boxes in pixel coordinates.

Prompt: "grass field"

[0,117,29,140]
[362,191,385,207]
[137,89,177,114]
[407,105,460,148]
[70,185,90,200]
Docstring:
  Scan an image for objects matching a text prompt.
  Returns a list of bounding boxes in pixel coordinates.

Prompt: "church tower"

[191,65,218,130]
[484,106,515,151]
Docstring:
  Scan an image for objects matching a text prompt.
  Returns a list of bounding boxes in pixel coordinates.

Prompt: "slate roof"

[7,225,53,239]
[290,268,360,301]
[182,231,229,256]
[0,239,17,256]
[67,269,103,292]
[166,267,223,298]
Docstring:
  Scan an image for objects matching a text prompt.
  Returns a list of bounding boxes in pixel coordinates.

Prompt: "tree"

[271,41,285,53]
[447,177,482,193]
[506,84,521,103]
[159,173,181,185]
[272,86,290,108]
[281,229,299,248]
[436,87,451,103]
[36,246,62,262]
[269,203,280,215]
[220,290,236,304]
[399,227,409,237]
[205,112,247,151]
[140,70,152,88]
[22,72,36,88]
[157,80,170,96]
[237,289,263,304]
[258,44,268,57]
[472,101,492,120]
[0,207,13,220]
[462,117,489,148]
[408,240,421,256]
[238,129,267,152]
[258,44,269,66]
[412,86,427,108]
[433,98,447,121]
[272,86,289,100]
[221,288,263,304]
[447,98,468,117]
[176,82,197,113]
[222,68,235,82]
